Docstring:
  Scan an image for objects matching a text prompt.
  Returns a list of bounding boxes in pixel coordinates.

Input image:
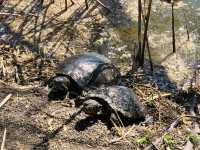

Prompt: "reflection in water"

[133,0,200,89]
[149,0,200,66]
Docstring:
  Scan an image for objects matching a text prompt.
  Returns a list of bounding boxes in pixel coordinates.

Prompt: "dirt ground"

[0,1,146,149]
[0,73,183,150]
[0,82,136,150]
[0,0,200,149]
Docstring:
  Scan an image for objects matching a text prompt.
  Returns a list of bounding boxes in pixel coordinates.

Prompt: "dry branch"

[136,0,142,66]
[0,12,38,17]
[171,2,176,53]
[133,86,146,98]
[96,0,112,12]
[141,0,152,66]
[141,1,153,72]
[85,0,89,9]
[183,12,190,41]
[145,115,200,150]
[1,128,6,150]
[0,80,45,94]
[108,124,135,144]
[0,94,12,108]
[167,115,200,132]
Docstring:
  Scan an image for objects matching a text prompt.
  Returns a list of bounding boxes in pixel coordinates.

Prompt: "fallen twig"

[0,80,41,92]
[108,124,135,144]
[145,115,200,150]
[136,0,142,66]
[167,115,200,132]
[109,115,154,145]
[0,80,48,96]
[96,0,112,12]
[141,0,152,66]
[61,41,76,55]
[133,86,146,98]
[151,93,172,101]
[183,12,190,41]
[85,0,89,9]
[171,2,176,53]
[0,12,38,17]
[134,83,171,100]
[1,128,6,150]
[0,94,12,108]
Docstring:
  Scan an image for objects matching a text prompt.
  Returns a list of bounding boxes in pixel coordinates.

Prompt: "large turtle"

[75,86,146,125]
[48,52,121,100]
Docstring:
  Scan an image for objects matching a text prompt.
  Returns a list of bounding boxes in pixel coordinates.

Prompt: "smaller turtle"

[75,86,146,125]
[48,52,121,100]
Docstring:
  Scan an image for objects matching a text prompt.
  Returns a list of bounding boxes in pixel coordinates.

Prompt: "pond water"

[148,0,200,66]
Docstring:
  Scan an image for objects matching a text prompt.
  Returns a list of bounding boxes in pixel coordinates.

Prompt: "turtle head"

[48,76,70,101]
[82,99,103,116]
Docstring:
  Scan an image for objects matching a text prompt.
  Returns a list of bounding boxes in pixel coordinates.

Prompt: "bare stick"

[113,110,125,128]
[172,2,176,53]
[70,0,75,5]
[109,124,135,144]
[1,128,6,150]
[141,0,152,66]
[65,0,68,10]
[0,80,41,92]
[96,0,112,12]
[146,38,153,72]
[141,1,153,72]
[167,115,200,132]
[61,41,76,55]
[145,115,200,149]
[183,12,190,41]
[136,0,142,66]
[0,94,12,108]
[0,12,38,17]
[85,0,89,9]
[131,42,137,71]
[133,86,146,98]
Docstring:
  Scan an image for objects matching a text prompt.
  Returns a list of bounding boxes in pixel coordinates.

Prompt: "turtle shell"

[82,86,145,120]
[56,52,111,89]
